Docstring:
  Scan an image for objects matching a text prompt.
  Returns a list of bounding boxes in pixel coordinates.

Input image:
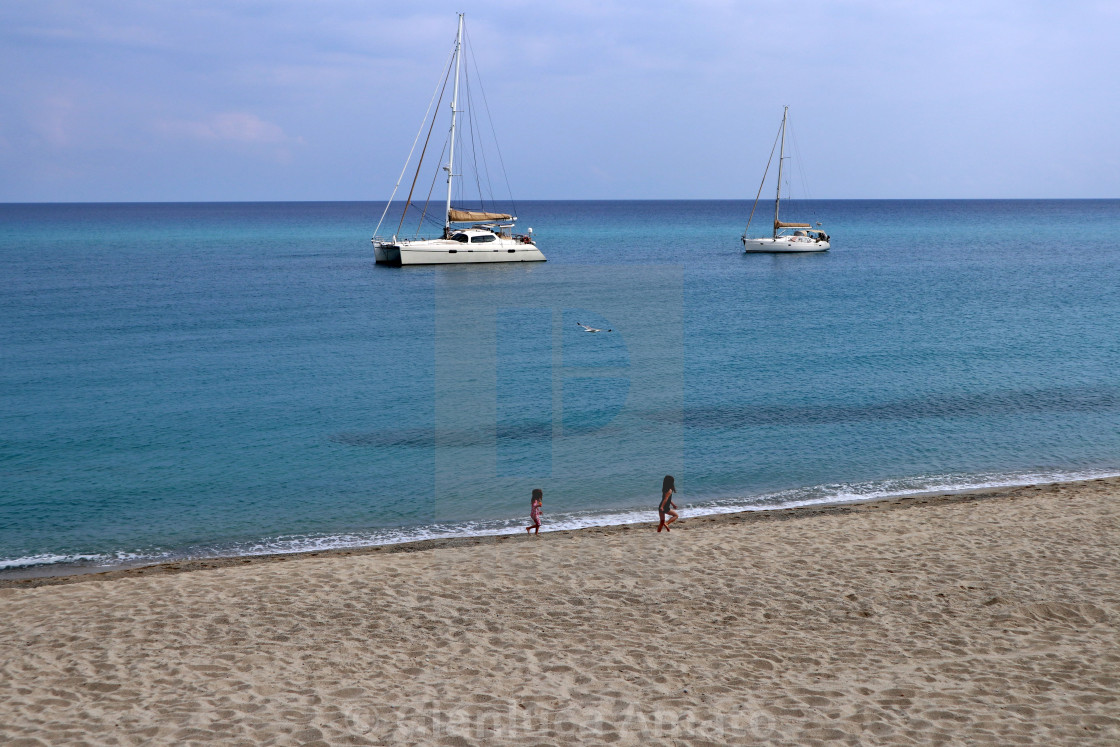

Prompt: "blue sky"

[2,0,1118,201]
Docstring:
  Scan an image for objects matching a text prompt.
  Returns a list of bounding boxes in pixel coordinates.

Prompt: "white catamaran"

[373,14,545,266]
[741,106,830,253]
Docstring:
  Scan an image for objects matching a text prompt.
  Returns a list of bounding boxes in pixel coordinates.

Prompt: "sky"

[2,0,1118,202]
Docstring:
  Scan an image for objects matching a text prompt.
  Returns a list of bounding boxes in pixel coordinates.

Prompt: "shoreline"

[2,470,1117,744]
[4,475,1113,590]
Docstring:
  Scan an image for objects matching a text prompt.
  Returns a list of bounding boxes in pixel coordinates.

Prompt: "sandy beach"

[2,478,1118,745]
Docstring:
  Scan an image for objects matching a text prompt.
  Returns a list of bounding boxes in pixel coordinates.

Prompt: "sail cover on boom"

[775,220,811,228]
[449,208,513,222]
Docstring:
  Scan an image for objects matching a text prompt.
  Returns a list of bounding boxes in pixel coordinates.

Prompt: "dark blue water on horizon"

[2,199,1119,573]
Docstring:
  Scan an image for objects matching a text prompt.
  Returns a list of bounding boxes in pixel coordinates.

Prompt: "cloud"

[156,112,298,145]
[3,1,1118,199]
[36,95,76,147]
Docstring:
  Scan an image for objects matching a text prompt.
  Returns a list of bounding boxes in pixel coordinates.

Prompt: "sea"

[2,199,1119,575]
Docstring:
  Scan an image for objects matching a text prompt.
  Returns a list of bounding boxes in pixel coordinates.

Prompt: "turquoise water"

[2,200,1119,572]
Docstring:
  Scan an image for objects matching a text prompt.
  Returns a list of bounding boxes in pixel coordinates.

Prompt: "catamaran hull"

[742,237,830,253]
[375,239,546,266]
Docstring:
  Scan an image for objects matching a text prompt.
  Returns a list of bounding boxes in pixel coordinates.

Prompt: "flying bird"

[576,321,612,333]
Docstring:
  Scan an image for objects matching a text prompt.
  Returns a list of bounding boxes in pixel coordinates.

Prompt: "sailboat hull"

[375,237,546,266]
[742,237,830,253]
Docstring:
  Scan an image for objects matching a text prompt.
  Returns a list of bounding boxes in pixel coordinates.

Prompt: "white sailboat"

[373,14,545,266]
[741,106,830,253]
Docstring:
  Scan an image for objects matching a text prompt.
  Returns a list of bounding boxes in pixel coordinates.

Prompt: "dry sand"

[1,478,1118,745]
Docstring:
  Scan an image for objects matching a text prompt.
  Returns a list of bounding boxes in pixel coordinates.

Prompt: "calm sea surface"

[2,199,1119,573]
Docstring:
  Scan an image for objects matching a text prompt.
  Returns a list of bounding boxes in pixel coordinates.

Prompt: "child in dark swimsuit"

[526,488,543,534]
[657,475,678,532]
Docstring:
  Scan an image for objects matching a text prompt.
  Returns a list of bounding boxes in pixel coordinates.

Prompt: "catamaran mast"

[443,13,464,236]
[773,105,788,238]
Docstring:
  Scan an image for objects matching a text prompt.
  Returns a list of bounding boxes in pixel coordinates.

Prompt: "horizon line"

[3,197,1119,206]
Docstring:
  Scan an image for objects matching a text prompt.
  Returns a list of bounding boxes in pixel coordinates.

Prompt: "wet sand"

[2,478,1118,745]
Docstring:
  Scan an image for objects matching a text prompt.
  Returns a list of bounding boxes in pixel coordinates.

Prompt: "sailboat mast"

[773,105,788,238]
[443,13,464,235]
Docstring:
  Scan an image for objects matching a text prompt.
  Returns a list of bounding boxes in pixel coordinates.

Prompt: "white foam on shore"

[0,548,155,573]
[3,468,1117,574]
[493,468,1120,537]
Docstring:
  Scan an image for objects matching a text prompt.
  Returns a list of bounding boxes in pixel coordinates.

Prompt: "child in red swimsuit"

[526,488,543,534]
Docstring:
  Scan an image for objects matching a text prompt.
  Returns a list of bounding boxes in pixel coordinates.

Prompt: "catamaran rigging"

[373,14,545,265]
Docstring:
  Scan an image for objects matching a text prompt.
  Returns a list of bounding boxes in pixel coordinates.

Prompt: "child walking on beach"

[657,475,678,532]
[526,488,543,534]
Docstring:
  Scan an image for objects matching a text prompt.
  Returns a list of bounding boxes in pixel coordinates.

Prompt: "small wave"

[0,553,105,571]
[679,468,1120,517]
[0,551,166,572]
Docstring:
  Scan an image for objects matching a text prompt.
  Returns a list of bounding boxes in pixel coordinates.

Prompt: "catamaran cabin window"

[470,234,497,243]
[452,233,469,243]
